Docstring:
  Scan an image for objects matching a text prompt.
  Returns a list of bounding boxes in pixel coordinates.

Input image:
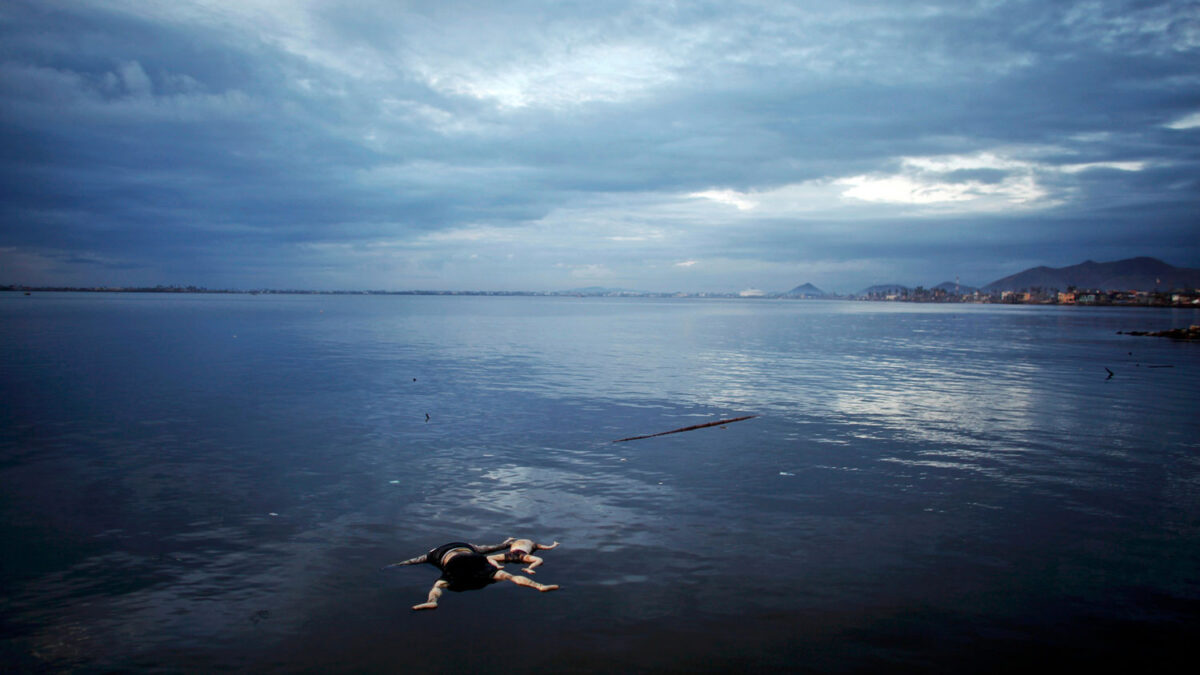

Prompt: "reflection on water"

[1,294,1199,671]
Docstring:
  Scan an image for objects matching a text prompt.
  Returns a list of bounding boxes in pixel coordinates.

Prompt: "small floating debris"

[268,512,279,517]
[779,471,795,476]
[612,415,758,443]
[389,480,400,484]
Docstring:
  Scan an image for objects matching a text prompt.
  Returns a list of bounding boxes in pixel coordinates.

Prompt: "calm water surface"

[2,293,1198,673]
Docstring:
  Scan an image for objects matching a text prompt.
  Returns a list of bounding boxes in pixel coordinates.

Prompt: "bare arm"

[472,539,515,554]
[535,541,560,551]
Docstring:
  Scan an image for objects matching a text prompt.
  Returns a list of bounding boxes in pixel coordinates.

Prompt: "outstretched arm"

[472,538,515,554]
[535,541,560,551]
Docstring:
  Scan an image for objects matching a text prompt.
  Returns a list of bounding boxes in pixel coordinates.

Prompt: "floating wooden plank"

[612,415,758,443]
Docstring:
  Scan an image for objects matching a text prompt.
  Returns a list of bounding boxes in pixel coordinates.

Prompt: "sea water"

[1,292,1198,672]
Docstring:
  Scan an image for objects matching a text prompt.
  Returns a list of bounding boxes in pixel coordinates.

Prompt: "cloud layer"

[2,0,1198,292]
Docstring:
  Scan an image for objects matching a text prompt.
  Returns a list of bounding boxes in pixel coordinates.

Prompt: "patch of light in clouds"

[416,41,680,110]
[832,150,1145,210]
[1059,161,1147,173]
[1166,111,1200,130]
[689,190,759,211]
[687,151,1061,215]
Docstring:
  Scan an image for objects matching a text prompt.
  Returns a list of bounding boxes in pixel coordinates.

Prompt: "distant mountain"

[982,257,1200,293]
[858,284,909,296]
[933,280,977,294]
[781,282,828,298]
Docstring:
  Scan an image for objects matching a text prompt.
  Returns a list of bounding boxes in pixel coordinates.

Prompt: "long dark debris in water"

[612,415,758,443]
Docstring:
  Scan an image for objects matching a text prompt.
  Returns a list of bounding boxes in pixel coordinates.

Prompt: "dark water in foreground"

[2,293,1198,673]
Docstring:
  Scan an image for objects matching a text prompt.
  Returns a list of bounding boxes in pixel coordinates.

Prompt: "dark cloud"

[1,0,1197,291]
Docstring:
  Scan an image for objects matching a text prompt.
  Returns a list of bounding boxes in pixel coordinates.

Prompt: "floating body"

[384,540,559,610]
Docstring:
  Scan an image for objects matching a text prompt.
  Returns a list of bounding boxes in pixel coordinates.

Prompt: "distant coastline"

[4,284,1199,307]
[5,257,1199,307]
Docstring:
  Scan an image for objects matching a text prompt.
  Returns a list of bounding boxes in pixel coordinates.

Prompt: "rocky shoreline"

[1119,325,1200,340]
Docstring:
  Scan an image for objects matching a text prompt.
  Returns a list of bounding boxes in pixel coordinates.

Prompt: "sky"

[1,0,1198,294]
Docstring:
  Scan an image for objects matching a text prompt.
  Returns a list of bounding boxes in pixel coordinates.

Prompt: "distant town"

[4,257,1199,307]
[847,285,1199,307]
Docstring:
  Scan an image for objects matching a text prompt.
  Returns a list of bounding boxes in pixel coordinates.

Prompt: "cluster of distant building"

[854,286,1200,306]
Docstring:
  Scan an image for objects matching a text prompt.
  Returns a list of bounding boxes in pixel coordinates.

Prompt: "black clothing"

[425,541,500,591]
[440,552,500,591]
[382,540,511,585]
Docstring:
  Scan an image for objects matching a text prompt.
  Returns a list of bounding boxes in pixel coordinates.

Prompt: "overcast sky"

[2,0,1197,293]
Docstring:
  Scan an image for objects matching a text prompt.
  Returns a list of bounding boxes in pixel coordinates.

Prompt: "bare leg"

[495,569,558,592]
[522,554,543,575]
[413,580,448,610]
